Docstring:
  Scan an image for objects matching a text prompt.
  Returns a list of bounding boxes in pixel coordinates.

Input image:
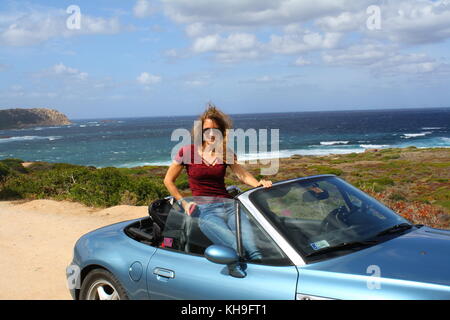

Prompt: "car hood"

[297,226,450,299]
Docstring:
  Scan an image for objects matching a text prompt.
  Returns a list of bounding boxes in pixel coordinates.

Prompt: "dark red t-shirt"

[174,144,236,199]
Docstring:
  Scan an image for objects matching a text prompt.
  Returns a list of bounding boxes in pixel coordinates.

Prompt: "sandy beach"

[0,199,147,300]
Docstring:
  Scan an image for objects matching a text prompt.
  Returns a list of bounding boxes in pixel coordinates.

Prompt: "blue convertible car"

[66,175,450,300]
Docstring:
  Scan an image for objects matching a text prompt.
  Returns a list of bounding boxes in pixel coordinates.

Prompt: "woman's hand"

[229,162,273,189]
[258,179,272,188]
[180,200,197,215]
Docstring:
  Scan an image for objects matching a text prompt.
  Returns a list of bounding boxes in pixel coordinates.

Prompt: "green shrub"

[0,158,28,173]
[67,167,131,207]
[128,177,168,205]
[0,158,24,167]
[0,162,170,207]
[0,163,11,182]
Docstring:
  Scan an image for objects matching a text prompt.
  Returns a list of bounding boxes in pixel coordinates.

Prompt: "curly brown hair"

[192,102,235,164]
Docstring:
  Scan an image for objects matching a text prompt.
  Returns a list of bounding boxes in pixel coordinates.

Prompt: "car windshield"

[249,176,411,261]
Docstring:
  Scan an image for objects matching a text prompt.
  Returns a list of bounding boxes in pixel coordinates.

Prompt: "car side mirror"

[205,245,239,265]
[205,245,246,278]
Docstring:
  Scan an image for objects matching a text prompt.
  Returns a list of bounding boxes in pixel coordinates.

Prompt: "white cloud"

[192,34,220,53]
[36,63,89,81]
[192,33,258,53]
[315,0,450,46]
[0,5,127,47]
[162,0,370,27]
[191,33,262,63]
[79,16,124,35]
[137,72,161,85]
[374,53,450,77]
[323,44,388,66]
[52,63,88,80]
[323,43,450,77]
[133,0,156,18]
[378,0,450,45]
[269,31,342,54]
[1,63,125,104]
[185,22,205,38]
[165,49,179,57]
[162,0,450,67]
[315,11,366,32]
[294,56,312,66]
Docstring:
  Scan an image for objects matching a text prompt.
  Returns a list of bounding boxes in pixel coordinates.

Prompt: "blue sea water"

[0,108,449,168]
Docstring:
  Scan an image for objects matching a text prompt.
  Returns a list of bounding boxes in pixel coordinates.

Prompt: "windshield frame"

[244,175,413,263]
[238,195,306,266]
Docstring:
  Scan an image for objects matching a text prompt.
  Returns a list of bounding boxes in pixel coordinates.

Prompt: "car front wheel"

[80,269,129,300]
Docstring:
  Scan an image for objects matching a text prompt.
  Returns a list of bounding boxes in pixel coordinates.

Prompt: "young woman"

[164,104,272,260]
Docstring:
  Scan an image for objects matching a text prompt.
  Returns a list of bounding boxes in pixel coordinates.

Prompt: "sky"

[0,0,450,119]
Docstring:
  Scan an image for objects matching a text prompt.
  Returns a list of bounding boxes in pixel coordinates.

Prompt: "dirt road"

[0,199,147,300]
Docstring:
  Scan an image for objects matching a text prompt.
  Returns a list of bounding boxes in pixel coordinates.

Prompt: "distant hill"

[0,108,72,130]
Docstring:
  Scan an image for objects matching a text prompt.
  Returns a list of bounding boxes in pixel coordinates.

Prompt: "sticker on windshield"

[310,240,330,251]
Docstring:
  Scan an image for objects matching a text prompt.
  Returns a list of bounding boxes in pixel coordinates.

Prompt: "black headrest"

[148,198,173,229]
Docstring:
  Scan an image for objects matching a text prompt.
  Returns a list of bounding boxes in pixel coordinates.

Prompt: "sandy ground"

[0,199,148,300]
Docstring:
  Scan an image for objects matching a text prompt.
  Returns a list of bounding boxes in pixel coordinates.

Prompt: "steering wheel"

[319,205,351,234]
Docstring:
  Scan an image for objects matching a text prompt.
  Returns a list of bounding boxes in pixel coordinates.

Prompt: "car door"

[147,250,298,300]
[146,199,298,300]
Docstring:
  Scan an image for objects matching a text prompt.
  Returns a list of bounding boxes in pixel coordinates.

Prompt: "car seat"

[149,197,213,254]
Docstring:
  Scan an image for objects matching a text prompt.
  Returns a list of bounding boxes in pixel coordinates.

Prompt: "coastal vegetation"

[0,147,448,229]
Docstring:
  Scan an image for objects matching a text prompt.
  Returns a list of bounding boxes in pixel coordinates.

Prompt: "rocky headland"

[0,108,71,130]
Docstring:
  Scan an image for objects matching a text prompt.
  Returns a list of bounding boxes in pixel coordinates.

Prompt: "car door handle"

[153,267,175,279]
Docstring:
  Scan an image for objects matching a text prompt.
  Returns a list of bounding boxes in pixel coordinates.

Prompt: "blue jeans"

[194,201,262,260]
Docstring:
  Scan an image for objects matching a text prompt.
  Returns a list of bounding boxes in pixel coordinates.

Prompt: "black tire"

[79,269,129,300]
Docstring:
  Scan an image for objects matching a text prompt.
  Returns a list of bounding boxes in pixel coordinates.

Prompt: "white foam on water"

[360,144,390,149]
[402,131,432,139]
[320,141,349,146]
[0,135,63,143]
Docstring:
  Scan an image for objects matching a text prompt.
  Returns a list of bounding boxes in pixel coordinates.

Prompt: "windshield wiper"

[305,240,379,258]
[375,223,413,237]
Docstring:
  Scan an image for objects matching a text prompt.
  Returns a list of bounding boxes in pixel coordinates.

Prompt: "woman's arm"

[229,162,272,188]
[164,162,196,214]
[163,162,185,201]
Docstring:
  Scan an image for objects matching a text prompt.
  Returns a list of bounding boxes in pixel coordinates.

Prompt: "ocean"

[1,108,449,168]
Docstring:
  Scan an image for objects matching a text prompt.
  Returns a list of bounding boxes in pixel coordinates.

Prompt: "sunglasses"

[202,127,224,135]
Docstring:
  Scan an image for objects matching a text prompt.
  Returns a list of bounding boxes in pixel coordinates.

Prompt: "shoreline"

[11,145,449,170]
[87,146,450,169]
